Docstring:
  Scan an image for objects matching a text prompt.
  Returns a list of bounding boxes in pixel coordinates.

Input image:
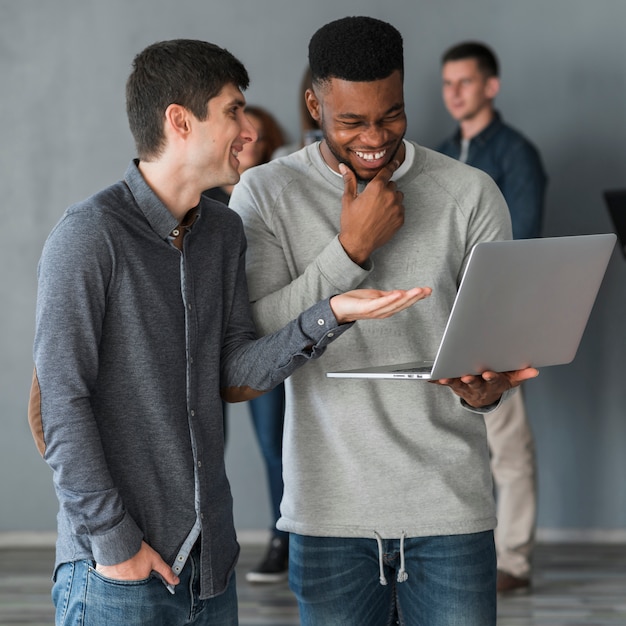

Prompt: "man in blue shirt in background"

[437,40,547,594]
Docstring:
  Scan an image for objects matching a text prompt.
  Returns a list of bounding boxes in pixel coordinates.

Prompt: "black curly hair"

[308,16,403,87]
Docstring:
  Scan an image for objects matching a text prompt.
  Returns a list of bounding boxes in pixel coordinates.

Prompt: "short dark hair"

[308,16,403,88]
[441,41,499,78]
[126,39,249,160]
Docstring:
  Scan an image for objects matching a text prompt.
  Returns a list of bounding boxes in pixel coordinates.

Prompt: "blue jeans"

[248,384,286,539]
[52,547,238,625]
[289,531,496,626]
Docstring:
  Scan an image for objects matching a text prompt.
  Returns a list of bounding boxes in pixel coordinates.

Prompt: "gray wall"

[2,0,625,538]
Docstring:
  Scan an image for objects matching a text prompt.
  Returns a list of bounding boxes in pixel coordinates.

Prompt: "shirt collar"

[124,159,201,241]
[455,110,504,148]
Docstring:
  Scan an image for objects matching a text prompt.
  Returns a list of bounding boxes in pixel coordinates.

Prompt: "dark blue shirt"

[437,112,547,239]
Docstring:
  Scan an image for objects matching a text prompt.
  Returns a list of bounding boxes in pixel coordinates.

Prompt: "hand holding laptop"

[430,367,539,409]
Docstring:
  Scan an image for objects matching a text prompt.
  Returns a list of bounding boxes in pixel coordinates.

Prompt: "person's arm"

[219,239,430,400]
[498,141,547,240]
[221,286,431,402]
[32,212,162,573]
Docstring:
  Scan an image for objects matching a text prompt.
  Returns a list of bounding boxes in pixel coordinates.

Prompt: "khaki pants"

[486,388,537,578]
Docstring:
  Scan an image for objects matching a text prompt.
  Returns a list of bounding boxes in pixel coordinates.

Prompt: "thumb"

[152,555,180,587]
[339,163,357,199]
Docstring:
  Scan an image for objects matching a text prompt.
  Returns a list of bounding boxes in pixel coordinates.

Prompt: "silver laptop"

[327,234,616,380]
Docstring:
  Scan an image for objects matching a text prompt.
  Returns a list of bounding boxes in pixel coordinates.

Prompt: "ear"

[485,76,500,100]
[305,88,321,124]
[164,103,192,140]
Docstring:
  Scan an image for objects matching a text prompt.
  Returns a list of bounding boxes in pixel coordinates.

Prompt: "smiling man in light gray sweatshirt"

[231,16,537,626]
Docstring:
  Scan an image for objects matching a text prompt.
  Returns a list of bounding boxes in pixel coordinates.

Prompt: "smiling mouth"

[354,149,387,162]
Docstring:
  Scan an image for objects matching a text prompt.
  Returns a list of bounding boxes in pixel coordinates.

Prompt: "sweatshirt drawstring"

[397,531,408,582]
[374,531,388,585]
[374,531,409,585]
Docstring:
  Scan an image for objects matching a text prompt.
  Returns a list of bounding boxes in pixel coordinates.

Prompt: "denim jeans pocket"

[83,566,167,624]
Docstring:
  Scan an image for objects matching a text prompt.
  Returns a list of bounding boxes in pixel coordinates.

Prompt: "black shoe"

[245,535,289,583]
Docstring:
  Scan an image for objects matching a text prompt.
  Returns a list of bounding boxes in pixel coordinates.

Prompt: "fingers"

[431,376,497,409]
[330,287,431,324]
[339,163,357,199]
[371,159,400,186]
[513,367,540,382]
[153,557,180,587]
[142,540,180,587]
[380,287,432,314]
[351,287,431,319]
[339,159,400,198]
[474,368,539,386]
[369,160,402,203]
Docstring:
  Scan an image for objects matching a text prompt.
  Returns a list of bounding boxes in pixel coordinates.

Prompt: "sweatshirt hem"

[277,516,497,539]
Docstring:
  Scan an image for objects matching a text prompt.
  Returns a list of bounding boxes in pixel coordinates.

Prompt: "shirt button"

[327,332,334,338]
[172,229,180,237]
[191,410,195,417]
[197,461,202,468]
[317,319,325,326]
[174,565,181,573]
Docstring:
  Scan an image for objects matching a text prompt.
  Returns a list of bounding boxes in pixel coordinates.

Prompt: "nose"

[241,112,258,145]
[360,124,386,146]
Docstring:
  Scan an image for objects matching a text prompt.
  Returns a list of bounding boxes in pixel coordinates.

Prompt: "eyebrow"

[224,97,246,110]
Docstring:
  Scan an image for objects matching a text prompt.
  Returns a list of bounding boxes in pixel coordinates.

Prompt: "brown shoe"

[497,570,531,594]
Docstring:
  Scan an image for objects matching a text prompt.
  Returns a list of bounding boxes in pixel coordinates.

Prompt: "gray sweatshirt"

[230,141,512,539]
[30,160,351,599]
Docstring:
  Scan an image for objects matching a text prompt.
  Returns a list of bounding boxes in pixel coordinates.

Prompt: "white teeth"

[355,150,386,161]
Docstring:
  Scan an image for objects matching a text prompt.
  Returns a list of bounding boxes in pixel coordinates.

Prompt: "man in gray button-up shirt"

[28,39,429,625]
